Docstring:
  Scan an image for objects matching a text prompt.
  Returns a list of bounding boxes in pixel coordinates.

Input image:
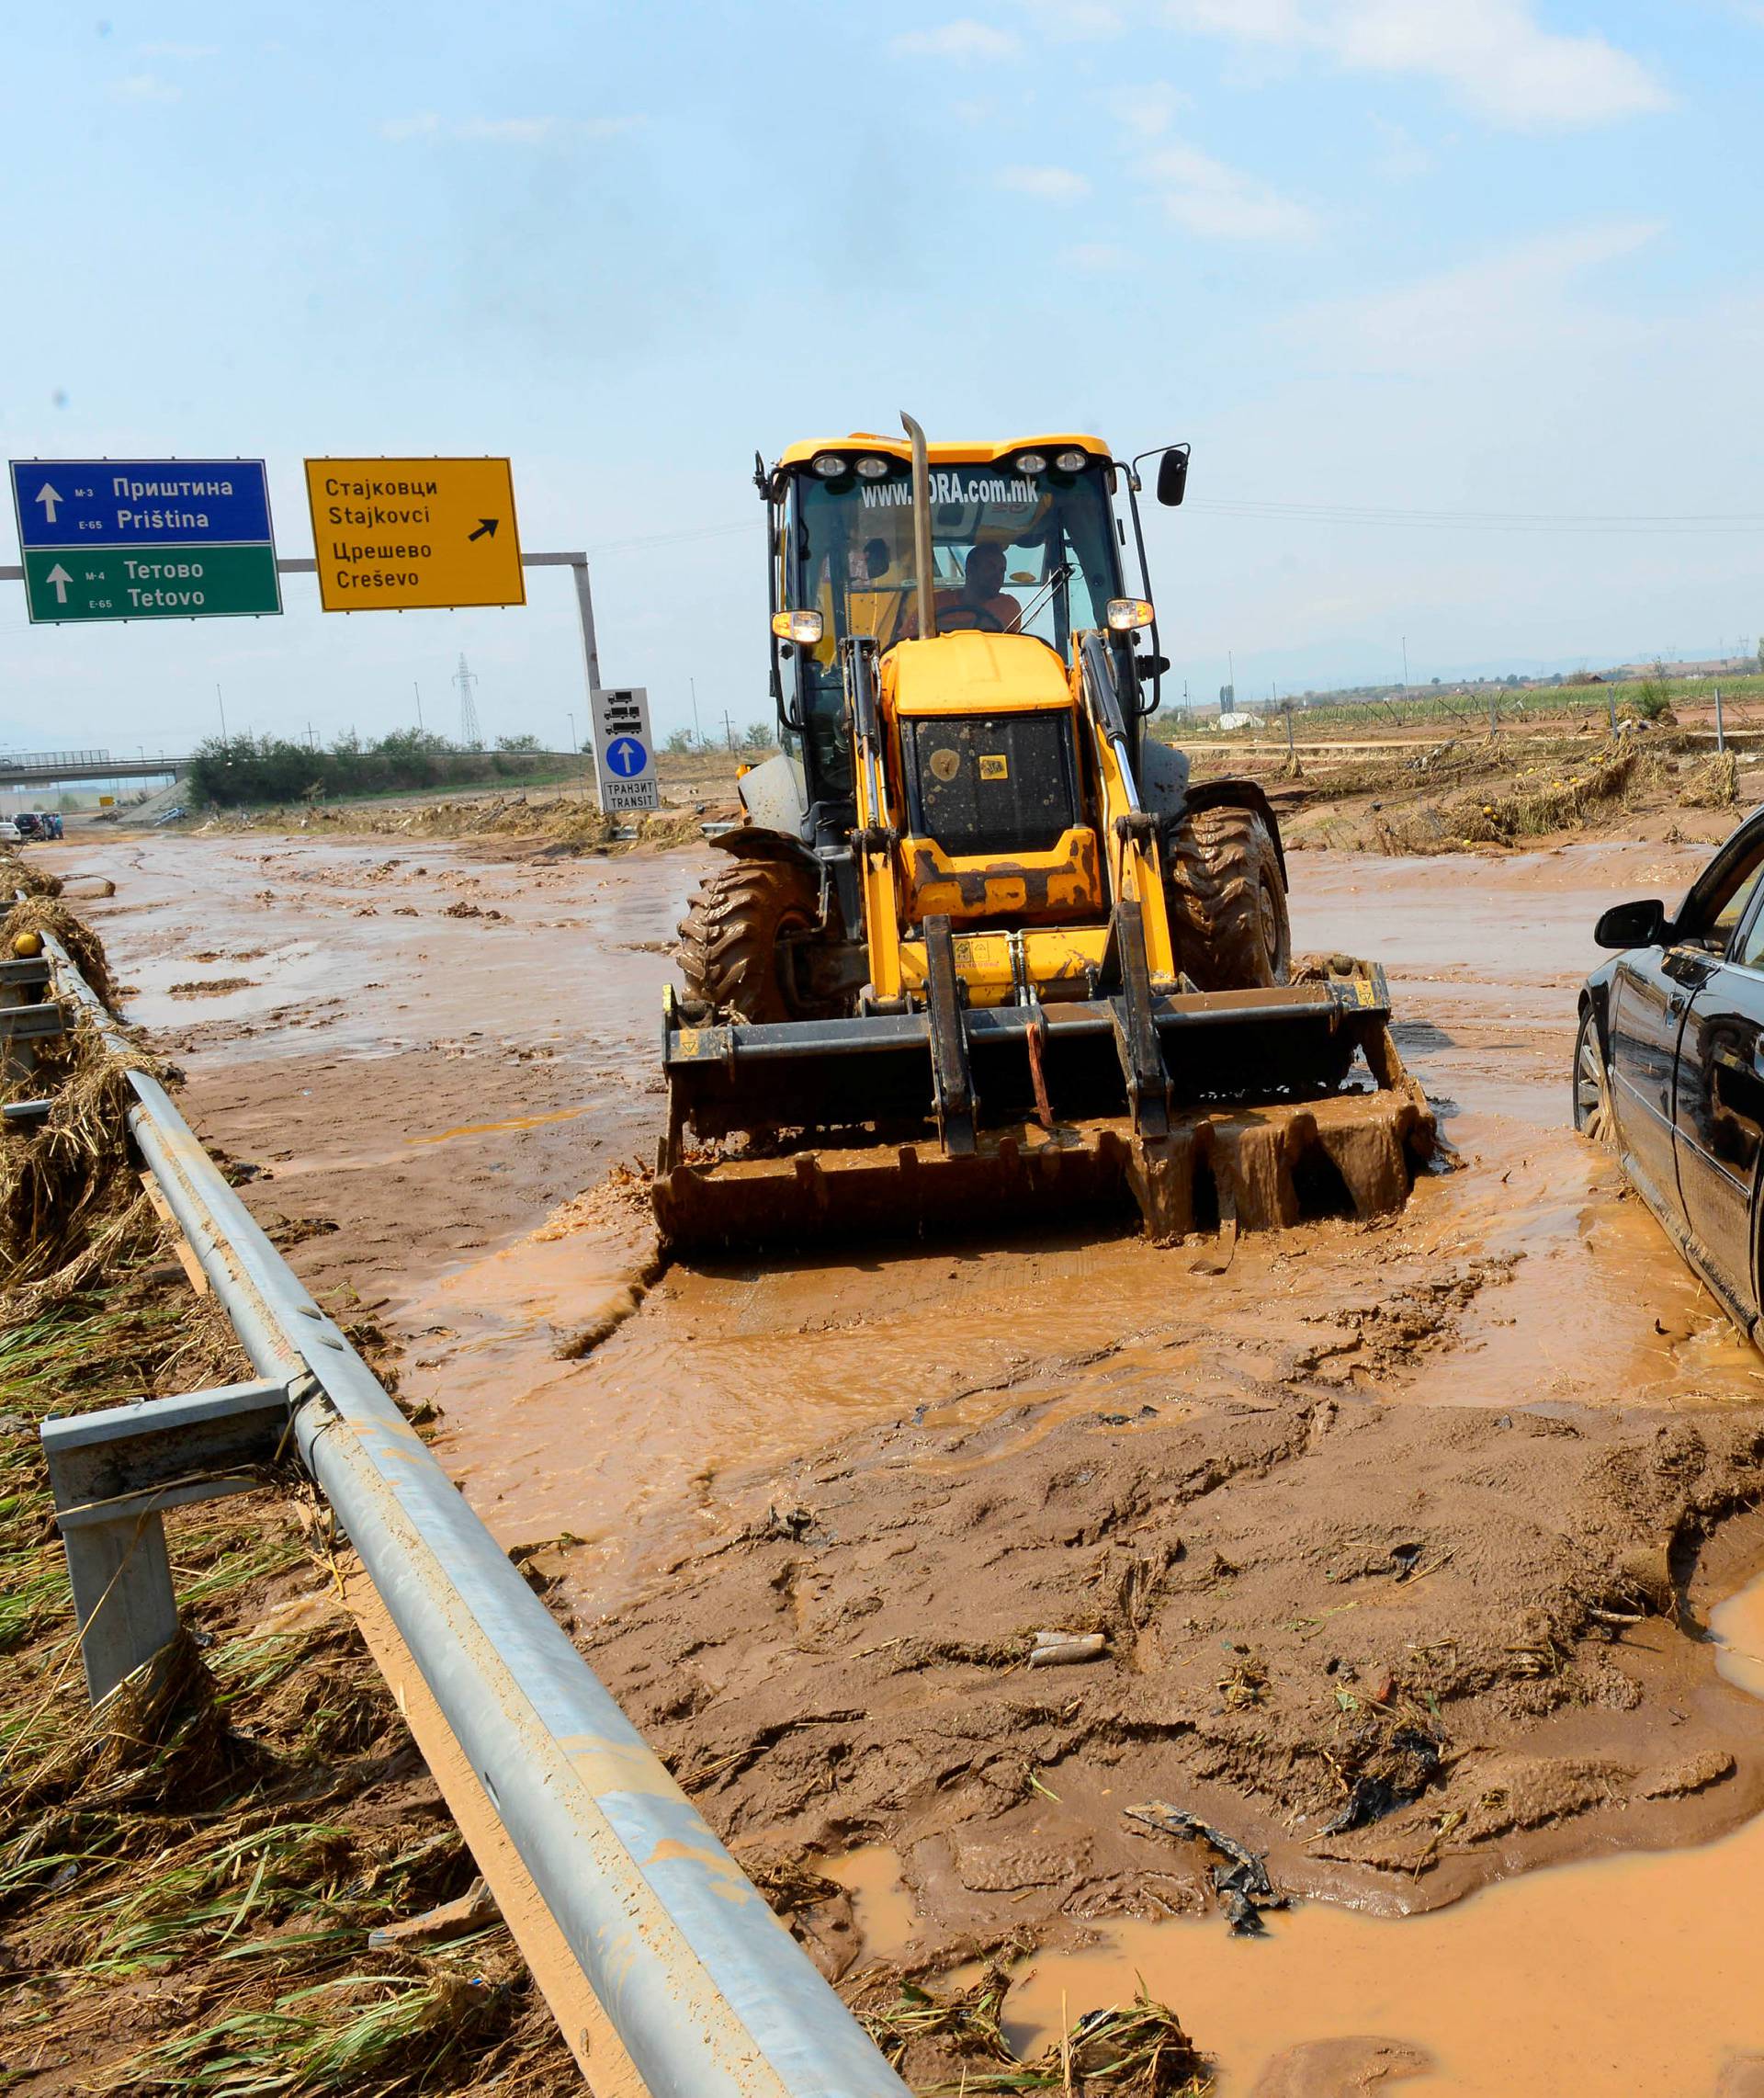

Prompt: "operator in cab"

[904,542,1023,638]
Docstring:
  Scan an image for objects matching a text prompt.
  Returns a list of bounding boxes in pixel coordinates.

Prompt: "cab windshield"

[785,457,1121,800]
[789,457,1119,657]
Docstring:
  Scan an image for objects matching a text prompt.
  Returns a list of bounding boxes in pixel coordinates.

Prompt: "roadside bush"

[186,732,571,810]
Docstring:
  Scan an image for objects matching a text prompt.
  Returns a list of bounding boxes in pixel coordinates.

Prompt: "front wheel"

[675,854,830,1024]
[1165,805,1291,990]
[1573,1005,1615,1148]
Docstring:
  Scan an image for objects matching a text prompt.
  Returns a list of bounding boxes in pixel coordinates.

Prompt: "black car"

[1578,809,1764,1339]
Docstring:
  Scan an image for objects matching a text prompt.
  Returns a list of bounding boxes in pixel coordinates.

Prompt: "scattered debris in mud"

[168,973,257,996]
[582,1380,1764,1965]
[854,1961,1209,2094]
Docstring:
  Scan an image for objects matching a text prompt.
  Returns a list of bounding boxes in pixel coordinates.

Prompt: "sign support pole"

[571,556,604,697]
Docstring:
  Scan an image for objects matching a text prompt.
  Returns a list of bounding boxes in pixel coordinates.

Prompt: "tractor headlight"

[1054,448,1088,472]
[855,455,890,479]
[1106,598,1155,631]
[811,453,848,479]
[1014,450,1047,474]
[773,609,824,643]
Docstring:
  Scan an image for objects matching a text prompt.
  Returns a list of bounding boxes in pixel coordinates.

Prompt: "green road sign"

[21,544,282,623]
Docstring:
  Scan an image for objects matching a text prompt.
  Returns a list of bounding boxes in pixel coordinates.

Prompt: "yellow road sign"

[303,457,525,611]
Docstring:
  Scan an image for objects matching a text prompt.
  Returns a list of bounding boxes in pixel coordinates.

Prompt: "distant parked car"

[12,812,43,840]
[1577,807,1764,1340]
[0,820,20,845]
[153,804,187,827]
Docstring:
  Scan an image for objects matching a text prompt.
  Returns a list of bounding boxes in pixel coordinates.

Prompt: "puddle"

[819,1845,921,1964]
[1006,1566,1764,2096]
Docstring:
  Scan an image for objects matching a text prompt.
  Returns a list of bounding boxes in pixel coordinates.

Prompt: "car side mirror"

[1593,898,1668,949]
[1156,447,1189,507]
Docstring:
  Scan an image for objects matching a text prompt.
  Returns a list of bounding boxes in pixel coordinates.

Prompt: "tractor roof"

[775,433,1110,471]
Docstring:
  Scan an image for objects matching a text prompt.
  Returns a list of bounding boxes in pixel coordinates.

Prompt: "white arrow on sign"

[34,483,63,525]
[44,562,72,605]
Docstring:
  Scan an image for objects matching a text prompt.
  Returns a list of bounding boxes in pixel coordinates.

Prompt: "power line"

[1189,499,1764,535]
[584,502,1764,554]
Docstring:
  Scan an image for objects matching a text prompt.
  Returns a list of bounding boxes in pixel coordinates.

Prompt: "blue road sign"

[606,735,649,777]
[9,459,275,549]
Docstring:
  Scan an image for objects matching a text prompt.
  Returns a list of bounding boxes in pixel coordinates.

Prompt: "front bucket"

[653,1088,1434,1254]
[653,957,1437,1254]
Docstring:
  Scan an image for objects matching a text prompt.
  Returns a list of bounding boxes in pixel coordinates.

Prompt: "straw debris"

[0,849,62,900]
[854,1964,1210,2093]
[3,890,115,1005]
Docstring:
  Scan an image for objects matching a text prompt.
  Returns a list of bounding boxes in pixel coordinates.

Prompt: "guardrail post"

[43,1378,297,1703]
[57,1500,181,1704]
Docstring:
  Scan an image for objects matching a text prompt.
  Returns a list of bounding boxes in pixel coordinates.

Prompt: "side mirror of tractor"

[1156,447,1190,506]
[1593,898,1668,950]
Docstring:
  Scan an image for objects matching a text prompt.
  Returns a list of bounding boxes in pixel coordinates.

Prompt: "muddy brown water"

[66,828,1764,2092]
[1006,1568,1764,2096]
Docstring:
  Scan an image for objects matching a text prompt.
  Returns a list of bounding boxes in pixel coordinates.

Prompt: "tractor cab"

[766,436,1142,809]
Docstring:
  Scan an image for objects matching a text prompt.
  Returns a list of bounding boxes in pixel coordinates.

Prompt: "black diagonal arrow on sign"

[468,518,499,541]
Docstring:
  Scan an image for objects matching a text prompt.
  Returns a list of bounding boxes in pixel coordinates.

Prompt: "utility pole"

[724,710,735,754]
[215,683,228,743]
[414,681,424,734]
[690,676,703,751]
[1401,635,1409,694]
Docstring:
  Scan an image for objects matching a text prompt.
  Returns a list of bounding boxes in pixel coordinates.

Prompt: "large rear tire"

[1165,805,1291,990]
[675,856,824,1024]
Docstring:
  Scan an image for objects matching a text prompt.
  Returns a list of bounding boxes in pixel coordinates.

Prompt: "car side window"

[1733,878,1764,970]
[1681,837,1764,952]
[1714,863,1764,946]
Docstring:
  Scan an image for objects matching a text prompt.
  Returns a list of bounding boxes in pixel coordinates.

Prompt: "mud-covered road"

[66,828,1764,2094]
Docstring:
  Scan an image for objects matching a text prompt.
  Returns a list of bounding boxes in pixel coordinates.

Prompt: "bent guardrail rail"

[35,931,911,2098]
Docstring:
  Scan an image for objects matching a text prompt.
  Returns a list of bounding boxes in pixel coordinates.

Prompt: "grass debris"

[854,1965,1210,2094]
[0,898,575,2096]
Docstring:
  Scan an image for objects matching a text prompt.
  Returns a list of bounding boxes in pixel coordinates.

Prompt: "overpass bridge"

[0,749,185,789]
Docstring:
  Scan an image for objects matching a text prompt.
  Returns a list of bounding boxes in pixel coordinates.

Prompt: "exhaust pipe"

[900,410,937,641]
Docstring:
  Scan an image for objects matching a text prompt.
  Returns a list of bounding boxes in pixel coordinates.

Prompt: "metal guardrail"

[34,931,911,2098]
[0,747,110,772]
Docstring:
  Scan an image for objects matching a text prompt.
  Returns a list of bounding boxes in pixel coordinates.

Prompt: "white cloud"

[1285,217,1663,370]
[1061,241,1135,269]
[1369,115,1432,180]
[1023,0,1125,35]
[381,114,639,146]
[890,18,1021,59]
[108,73,181,103]
[998,164,1092,202]
[455,116,560,143]
[1142,141,1319,239]
[1107,79,1192,137]
[1163,1,1672,130]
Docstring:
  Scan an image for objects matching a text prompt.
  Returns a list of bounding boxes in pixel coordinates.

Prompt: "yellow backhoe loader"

[653,416,1433,1250]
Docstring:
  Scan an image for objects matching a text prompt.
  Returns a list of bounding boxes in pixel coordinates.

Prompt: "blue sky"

[2,0,1761,754]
